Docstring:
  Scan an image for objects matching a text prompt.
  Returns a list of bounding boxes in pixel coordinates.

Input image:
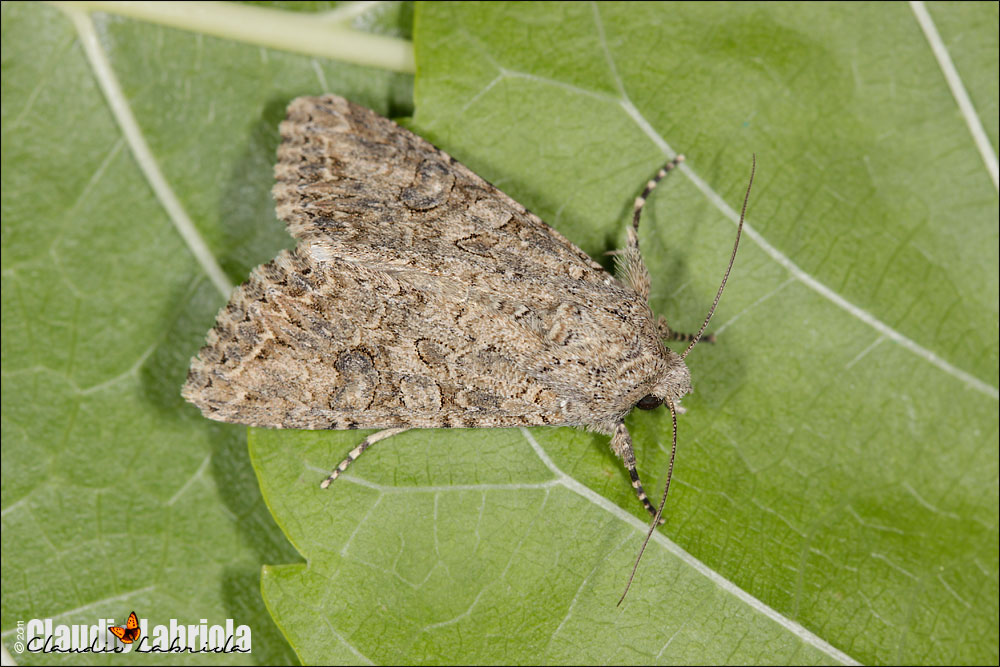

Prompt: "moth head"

[635,394,663,410]
[636,350,692,412]
[630,155,755,417]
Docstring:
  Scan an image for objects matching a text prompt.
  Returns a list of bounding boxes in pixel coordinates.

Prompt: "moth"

[108,611,140,644]
[183,95,751,600]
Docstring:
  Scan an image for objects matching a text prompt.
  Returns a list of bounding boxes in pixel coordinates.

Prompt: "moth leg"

[665,330,716,344]
[657,315,715,344]
[616,155,686,300]
[320,427,411,488]
[610,422,666,524]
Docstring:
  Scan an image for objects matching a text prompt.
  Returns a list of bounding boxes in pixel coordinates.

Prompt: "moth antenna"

[681,154,755,360]
[618,399,678,606]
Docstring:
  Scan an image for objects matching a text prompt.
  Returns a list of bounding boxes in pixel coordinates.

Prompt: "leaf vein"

[63,7,234,298]
[910,1,1000,190]
[518,428,861,665]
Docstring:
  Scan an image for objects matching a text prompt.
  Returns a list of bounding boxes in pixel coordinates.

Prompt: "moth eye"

[636,394,663,411]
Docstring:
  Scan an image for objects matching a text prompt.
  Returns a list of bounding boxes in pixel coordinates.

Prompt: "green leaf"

[1,2,410,664]
[4,1,996,665]
[254,2,999,665]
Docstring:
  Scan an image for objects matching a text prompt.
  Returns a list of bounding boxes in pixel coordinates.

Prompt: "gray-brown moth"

[182,94,751,600]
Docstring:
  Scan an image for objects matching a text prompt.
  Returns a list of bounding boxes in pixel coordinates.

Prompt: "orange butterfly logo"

[108,611,141,644]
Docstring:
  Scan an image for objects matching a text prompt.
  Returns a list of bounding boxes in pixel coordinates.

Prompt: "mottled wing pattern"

[272,95,608,288]
[183,95,668,432]
[183,248,662,430]
[184,248,557,429]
